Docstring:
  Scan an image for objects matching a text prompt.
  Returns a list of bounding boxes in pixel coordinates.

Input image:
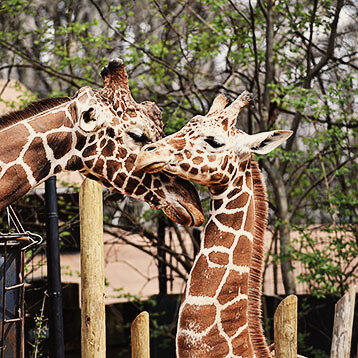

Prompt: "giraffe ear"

[79,107,97,131]
[247,130,293,154]
[78,105,110,132]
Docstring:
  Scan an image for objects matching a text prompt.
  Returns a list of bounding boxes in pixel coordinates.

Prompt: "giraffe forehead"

[93,91,163,140]
[187,117,227,135]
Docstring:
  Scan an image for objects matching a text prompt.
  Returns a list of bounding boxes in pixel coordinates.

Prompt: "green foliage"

[288,226,358,298]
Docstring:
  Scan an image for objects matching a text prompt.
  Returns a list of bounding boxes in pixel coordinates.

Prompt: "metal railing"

[0,206,42,358]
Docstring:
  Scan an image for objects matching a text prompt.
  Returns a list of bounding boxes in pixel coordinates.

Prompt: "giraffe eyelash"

[204,136,224,149]
[128,131,149,143]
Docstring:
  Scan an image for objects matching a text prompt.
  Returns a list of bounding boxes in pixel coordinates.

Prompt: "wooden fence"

[78,178,356,357]
[79,179,106,358]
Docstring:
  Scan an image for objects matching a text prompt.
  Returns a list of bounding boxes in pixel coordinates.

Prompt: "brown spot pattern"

[227,187,241,199]
[244,200,254,232]
[125,177,140,193]
[213,199,223,210]
[228,163,234,173]
[30,112,65,133]
[82,143,97,157]
[221,299,248,338]
[216,211,243,230]
[189,256,226,297]
[221,155,228,170]
[175,153,184,162]
[233,175,244,187]
[189,167,198,175]
[208,252,229,265]
[54,165,62,173]
[218,271,249,305]
[232,327,253,357]
[193,156,203,165]
[180,163,190,171]
[184,149,192,159]
[179,304,216,333]
[23,137,48,180]
[75,133,86,151]
[0,165,31,208]
[210,173,222,182]
[0,124,29,163]
[113,172,126,188]
[170,138,186,148]
[102,139,115,156]
[93,158,104,173]
[204,221,235,248]
[226,192,249,210]
[100,138,106,148]
[201,326,229,357]
[233,236,252,266]
[65,155,83,171]
[245,171,252,189]
[124,154,136,172]
[106,160,122,180]
[85,159,94,168]
[134,185,147,196]
[118,147,127,159]
[47,132,72,159]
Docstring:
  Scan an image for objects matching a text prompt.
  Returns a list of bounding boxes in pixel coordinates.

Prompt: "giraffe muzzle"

[140,161,167,173]
[135,149,171,173]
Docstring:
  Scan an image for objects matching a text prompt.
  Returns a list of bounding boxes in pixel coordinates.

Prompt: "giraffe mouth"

[141,161,167,173]
[163,197,204,227]
[163,202,195,227]
[161,173,204,227]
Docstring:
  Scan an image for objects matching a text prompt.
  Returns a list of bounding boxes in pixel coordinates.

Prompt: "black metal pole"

[45,176,65,358]
[157,215,167,296]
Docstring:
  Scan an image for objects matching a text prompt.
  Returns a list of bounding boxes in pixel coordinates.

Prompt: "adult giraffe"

[135,91,292,357]
[0,59,204,227]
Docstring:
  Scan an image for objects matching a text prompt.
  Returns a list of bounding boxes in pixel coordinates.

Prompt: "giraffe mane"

[0,97,70,129]
[248,159,272,357]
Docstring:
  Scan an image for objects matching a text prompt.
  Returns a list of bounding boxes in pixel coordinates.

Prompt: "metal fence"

[0,207,42,358]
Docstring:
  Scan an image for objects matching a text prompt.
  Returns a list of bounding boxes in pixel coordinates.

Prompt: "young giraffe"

[0,59,204,227]
[135,91,292,357]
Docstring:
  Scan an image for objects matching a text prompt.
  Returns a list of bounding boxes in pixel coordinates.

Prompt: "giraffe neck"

[0,104,77,209]
[177,160,255,357]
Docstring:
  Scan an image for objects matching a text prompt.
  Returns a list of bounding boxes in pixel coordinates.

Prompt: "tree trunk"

[279,224,297,295]
[263,0,274,111]
[261,159,297,294]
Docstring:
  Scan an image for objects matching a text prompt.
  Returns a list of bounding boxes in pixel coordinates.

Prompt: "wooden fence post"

[330,285,356,358]
[131,311,150,358]
[79,178,106,358]
[274,295,298,358]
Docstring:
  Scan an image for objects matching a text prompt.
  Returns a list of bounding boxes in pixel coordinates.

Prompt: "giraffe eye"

[128,131,149,143]
[204,136,224,149]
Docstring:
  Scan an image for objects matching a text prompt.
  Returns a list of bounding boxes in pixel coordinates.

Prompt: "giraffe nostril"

[145,145,156,152]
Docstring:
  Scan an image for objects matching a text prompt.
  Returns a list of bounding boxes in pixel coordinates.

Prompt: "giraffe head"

[69,59,204,226]
[0,59,203,226]
[135,91,292,185]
